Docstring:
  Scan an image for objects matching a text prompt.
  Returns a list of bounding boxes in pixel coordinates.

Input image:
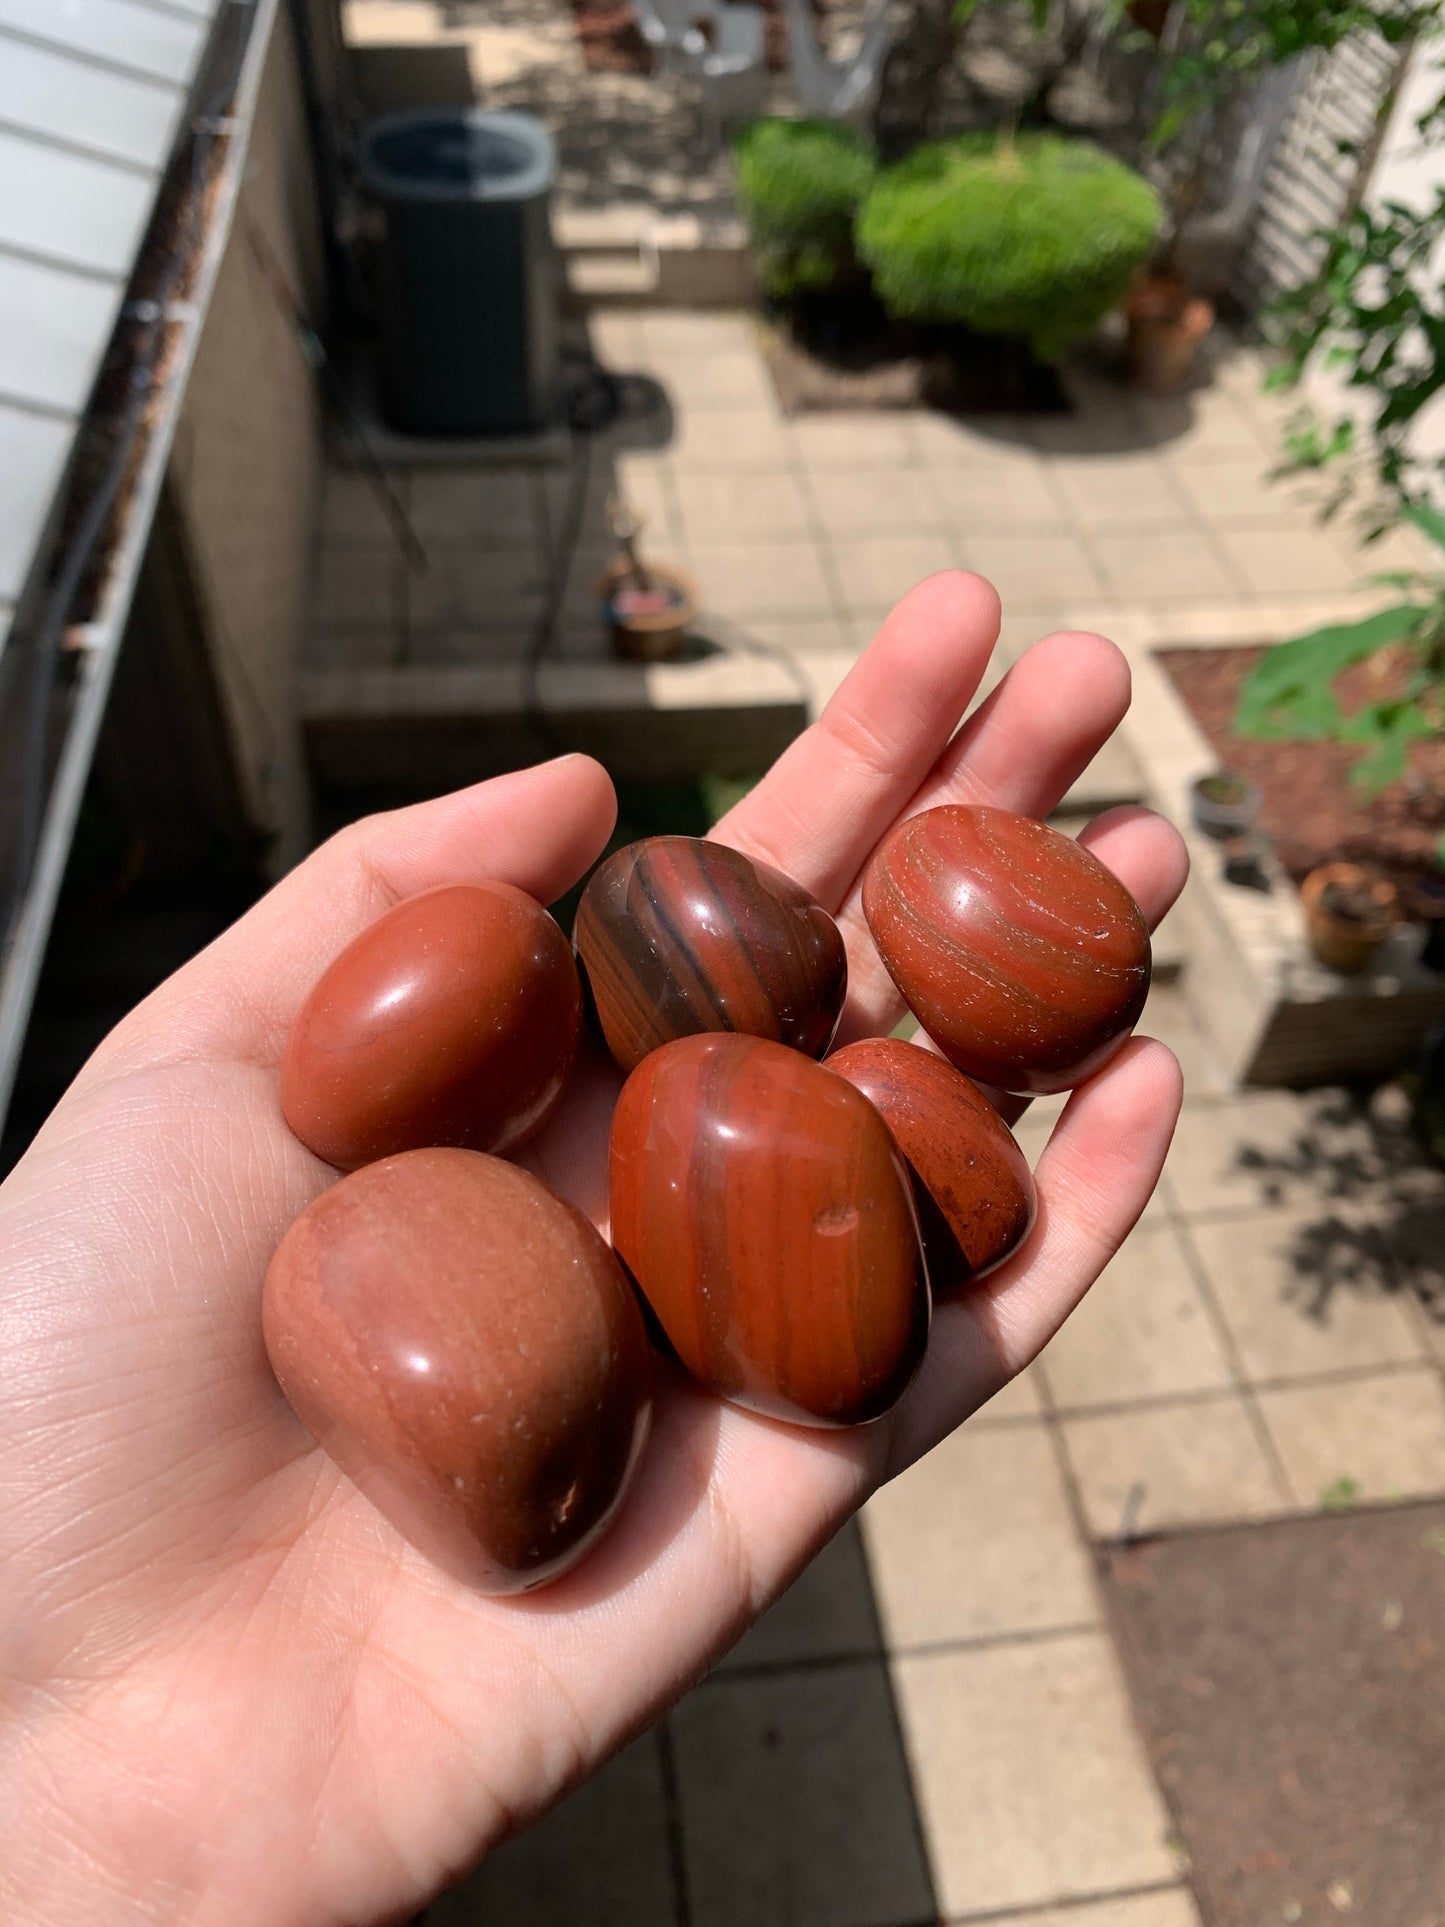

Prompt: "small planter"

[598,558,699,663]
[1125,273,1215,395]
[1189,770,1260,842]
[1300,862,1398,975]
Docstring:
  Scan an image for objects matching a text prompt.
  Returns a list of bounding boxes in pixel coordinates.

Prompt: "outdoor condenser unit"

[357,109,561,437]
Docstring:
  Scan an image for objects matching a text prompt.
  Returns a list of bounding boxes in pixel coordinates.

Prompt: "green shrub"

[857,134,1161,361]
[732,117,877,302]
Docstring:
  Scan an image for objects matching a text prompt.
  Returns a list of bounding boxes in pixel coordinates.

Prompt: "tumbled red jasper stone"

[281,881,581,1170]
[827,1037,1036,1290]
[574,835,847,1074]
[262,1149,652,1592]
[863,806,1150,1095]
[609,1034,928,1426]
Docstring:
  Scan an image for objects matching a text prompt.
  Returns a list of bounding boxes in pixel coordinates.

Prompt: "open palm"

[0,575,1187,1927]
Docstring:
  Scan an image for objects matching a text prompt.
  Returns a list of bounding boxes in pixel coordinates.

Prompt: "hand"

[0,575,1187,1927]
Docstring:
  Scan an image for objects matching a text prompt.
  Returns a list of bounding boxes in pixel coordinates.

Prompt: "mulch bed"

[1103,1502,1445,1927]
[1158,644,1445,892]
[757,297,1069,415]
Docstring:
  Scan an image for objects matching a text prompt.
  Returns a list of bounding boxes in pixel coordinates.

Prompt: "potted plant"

[1300,862,1398,973]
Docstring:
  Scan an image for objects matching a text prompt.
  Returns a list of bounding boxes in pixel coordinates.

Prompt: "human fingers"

[711,571,1001,910]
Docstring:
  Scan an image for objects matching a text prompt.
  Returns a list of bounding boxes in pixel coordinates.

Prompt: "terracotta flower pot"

[1300,862,1398,975]
[598,559,699,663]
[1125,273,1215,395]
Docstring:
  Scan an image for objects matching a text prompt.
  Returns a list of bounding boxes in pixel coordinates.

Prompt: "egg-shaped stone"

[281,882,582,1170]
[262,1149,652,1592]
[863,806,1150,1095]
[574,836,847,1074]
[609,1034,928,1426]
[827,1037,1036,1289]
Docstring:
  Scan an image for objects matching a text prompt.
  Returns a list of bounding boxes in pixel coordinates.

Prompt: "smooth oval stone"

[609,1034,928,1426]
[827,1037,1037,1289]
[262,1149,652,1592]
[574,835,847,1074]
[863,806,1150,1095]
[281,882,582,1170]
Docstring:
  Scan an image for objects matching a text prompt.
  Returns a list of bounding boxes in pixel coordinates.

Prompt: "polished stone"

[863,806,1150,1094]
[262,1148,652,1592]
[574,836,846,1074]
[826,1037,1035,1288]
[609,1035,928,1426]
[281,882,581,1170]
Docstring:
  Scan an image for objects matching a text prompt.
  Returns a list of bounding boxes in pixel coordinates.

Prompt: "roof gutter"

[0,0,283,1129]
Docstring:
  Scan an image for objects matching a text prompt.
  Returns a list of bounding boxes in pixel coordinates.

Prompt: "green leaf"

[1234,605,1427,743]
[1404,499,1445,556]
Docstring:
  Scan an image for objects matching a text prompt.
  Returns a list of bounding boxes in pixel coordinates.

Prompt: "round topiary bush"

[856,133,1162,361]
[732,117,877,303]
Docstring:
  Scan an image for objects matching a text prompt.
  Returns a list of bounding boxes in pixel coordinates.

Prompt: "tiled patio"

[310,310,1445,1925]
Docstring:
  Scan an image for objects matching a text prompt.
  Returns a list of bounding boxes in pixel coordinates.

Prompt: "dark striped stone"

[573,835,847,1074]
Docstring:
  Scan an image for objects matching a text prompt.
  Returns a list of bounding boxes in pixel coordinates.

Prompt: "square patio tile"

[688,538,834,618]
[831,533,960,615]
[1257,1369,1445,1507]
[863,1423,1097,1648]
[993,604,1079,664]
[672,467,811,542]
[1062,1396,1287,1536]
[407,546,545,633]
[1189,1209,1425,1384]
[586,305,645,367]
[408,469,541,547]
[1165,455,1316,525]
[1134,388,1269,458]
[1212,525,1358,596]
[969,1892,1203,1927]
[670,1663,936,1927]
[1161,1091,1343,1218]
[911,412,1032,465]
[654,346,776,413]
[1048,453,1197,531]
[1039,1221,1235,1413]
[311,546,401,632]
[1137,983,1229,1101]
[320,468,409,548]
[956,531,1104,603]
[668,404,794,472]
[1091,528,1237,601]
[426,1732,674,1927]
[930,455,1065,530]
[892,1634,1178,1916]
[805,466,943,537]
[1028,400,1146,456]
[718,1519,882,1672]
[790,412,919,470]
[639,309,757,360]
[738,614,860,655]
[974,1364,1045,1421]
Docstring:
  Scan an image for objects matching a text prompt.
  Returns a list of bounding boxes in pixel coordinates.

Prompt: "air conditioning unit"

[357,109,561,437]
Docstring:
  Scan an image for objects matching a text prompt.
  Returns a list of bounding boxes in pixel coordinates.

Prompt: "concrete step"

[301,633,808,790]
